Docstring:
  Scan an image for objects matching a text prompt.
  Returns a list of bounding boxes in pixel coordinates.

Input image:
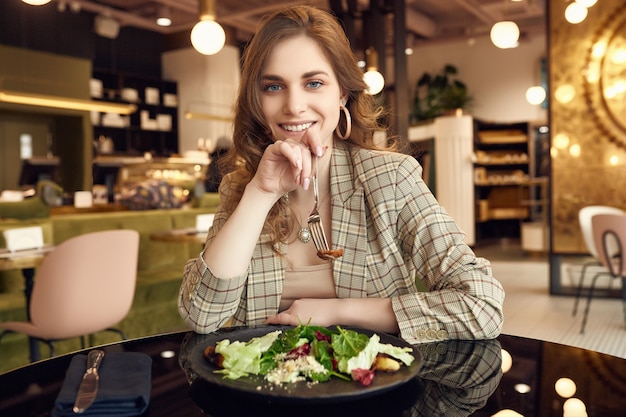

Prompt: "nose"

[284,89,307,115]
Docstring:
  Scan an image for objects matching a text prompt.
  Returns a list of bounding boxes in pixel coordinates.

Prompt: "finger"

[272,140,302,171]
[280,140,314,189]
[264,312,298,326]
[301,126,323,157]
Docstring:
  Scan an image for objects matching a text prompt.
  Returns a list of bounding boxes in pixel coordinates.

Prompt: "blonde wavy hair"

[220,5,397,251]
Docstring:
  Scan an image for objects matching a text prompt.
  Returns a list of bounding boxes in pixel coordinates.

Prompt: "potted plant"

[410,64,473,124]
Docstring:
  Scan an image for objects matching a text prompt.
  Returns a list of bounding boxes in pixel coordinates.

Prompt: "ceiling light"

[490,21,520,49]
[405,33,415,55]
[0,90,137,114]
[565,2,588,24]
[526,86,546,105]
[363,48,384,95]
[21,0,52,5]
[191,0,225,55]
[156,6,172,27]
[555,377,577,398]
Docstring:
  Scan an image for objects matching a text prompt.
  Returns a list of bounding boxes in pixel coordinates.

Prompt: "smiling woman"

[178,5,504,346]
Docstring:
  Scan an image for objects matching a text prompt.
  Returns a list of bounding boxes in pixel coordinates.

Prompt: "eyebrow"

[261,70,330,81]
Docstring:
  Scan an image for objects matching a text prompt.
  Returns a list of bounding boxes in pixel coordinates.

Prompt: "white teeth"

[282,122,313,132]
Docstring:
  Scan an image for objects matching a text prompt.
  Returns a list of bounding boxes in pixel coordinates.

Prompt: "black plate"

[185,325,422,404]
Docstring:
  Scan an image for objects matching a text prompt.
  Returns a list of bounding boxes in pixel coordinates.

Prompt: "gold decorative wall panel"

[550,0,626,254]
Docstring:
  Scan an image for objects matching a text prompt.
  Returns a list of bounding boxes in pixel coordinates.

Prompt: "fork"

[307,156,330,253]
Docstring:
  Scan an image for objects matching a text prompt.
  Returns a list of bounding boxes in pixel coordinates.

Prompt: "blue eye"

[307,80,323,89]
[263,84,282,92]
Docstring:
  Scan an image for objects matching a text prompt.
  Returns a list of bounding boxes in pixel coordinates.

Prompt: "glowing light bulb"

[490,21,520,49]
[526,86,546,105]
[363,70,385,95]
[565,2,588,24]
[21,0,52,5]
[191,20,225,55]
[555,377,577,398]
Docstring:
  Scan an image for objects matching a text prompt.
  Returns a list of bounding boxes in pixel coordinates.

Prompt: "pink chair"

[0,230,139,358]
[573,205,625,317]
[578,213,626,333]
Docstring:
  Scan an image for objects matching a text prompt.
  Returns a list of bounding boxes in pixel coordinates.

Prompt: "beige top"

[280,263,335,311]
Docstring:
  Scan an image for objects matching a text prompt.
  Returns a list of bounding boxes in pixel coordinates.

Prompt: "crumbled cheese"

[265,355,328,385]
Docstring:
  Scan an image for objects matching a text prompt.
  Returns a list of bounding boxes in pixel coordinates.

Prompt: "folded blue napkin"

[52,351,152,417]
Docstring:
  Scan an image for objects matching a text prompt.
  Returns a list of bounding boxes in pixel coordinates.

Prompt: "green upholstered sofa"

[0,193,220,373]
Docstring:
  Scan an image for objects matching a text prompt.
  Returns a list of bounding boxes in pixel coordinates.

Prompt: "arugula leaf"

[311,339,333,369]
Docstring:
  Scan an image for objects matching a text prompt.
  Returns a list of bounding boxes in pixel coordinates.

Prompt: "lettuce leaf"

[338,334,415,374]
[214,330,282,379]
[377,341,415,366]
[338,334,381,374]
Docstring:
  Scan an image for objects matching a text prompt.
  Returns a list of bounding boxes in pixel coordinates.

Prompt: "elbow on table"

[177,298,233,334]
[476,297,505,339]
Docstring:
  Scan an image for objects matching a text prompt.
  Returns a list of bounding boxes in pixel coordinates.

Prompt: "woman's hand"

[249,127,325,198]
[265,298,340,327]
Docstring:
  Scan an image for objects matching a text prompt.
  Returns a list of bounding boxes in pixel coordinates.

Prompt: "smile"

[281,122,314,132]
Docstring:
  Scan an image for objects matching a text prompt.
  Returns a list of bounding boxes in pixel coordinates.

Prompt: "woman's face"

[260,34,343,147]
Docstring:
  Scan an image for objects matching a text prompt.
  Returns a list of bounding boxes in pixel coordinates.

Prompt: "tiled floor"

[474,242,626,359]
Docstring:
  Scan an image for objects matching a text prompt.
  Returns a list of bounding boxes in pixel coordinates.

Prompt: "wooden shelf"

[92,69,179,157]
[475,161,528,166]
[478,130,528,144]
[474,120,532,242]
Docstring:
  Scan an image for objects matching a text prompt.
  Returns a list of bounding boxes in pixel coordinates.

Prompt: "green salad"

[208,325,415,386]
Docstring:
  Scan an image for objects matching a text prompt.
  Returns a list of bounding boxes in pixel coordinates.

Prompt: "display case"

[473,121,532,242]
[91,70,179,156]
[93,155,209,203]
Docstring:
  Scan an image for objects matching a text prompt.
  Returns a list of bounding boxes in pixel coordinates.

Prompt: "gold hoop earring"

[335,104,352,140]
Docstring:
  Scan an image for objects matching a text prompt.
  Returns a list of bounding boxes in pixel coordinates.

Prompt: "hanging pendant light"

[156,6,172,27]
[363,48,385,95]
[21,0,52,5]
[490,21,520,49]
[191,0,226,55]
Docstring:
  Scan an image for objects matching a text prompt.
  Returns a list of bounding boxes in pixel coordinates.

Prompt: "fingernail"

[303,177,310,190]
[315,145,323,157]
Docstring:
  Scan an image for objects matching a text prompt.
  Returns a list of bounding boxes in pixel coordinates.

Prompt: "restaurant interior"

[2,1,626,416]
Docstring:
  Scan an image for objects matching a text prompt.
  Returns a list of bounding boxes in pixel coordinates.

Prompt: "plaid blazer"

[179,141,504,344]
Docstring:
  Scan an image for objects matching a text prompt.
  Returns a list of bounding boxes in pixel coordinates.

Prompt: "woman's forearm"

[266,297,399,334]
[336,298,400,334]
[203,184,278,277]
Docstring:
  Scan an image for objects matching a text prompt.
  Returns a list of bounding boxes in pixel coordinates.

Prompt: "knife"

[73,349,105,414]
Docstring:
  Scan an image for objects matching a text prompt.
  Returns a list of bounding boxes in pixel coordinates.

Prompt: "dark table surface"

[1,328,625,417]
